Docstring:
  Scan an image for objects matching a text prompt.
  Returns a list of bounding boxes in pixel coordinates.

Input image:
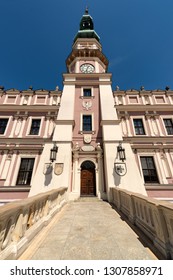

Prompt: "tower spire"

[85,6,89,14]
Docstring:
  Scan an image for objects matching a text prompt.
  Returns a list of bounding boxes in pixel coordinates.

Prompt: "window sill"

[80,96,95,99]
[79,130,95,135]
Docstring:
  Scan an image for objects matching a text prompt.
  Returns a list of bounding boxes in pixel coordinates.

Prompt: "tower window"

[83,88,92,97]
[0,118,8,134]
[133,119,145,135]
[29,119,41,135]
[16,158,35,185]
[140,156,159,183]
[163,119,173,135]
[83,115,92,131]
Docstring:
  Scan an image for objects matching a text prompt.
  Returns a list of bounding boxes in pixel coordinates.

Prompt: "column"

[4,153,17,186]
[155,151,167,184]
[43,117,50,138]
[9,116,17,138]
[72,152,79,193]
[97,150,104,198]
[18,117,27,137]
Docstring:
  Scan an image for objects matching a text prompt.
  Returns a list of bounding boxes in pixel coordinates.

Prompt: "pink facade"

[73,84,102,147]
[114,89,173,199]
[0,88,61,200]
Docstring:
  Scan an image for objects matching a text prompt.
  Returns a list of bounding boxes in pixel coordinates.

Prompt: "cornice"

[123,137,173,150]
[0,105,60,112]
[66,48,108,69]
[63,73,112,85]
[100,120,121,125]
[115,104,173,112]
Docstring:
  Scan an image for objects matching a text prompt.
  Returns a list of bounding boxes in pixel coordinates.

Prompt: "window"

[83,115,92,131]
[16,158,35,185]
[83,88,91,97]
[29,119,41,135]
[140,157,159,183]
[163,119,173,135]
[133,119,145,135]
[0,118,8,134]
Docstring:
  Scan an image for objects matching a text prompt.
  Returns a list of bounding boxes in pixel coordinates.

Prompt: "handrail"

[111,187,173,259]
[0,187,67,260]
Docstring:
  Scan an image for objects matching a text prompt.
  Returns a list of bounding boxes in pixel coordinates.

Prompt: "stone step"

[76,196,102,202]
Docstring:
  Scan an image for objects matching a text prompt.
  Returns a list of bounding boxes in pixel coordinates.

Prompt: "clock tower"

[66,8,108,75]
[30,8,147,200]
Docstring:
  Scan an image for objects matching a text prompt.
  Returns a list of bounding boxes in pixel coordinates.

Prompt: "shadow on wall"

[113,167,121,186]
[44,164,53,187]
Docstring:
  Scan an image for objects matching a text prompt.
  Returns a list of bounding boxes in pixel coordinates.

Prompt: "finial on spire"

[85,6,89,14]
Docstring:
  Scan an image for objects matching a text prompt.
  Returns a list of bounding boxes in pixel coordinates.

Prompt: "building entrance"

[81,161,96,196]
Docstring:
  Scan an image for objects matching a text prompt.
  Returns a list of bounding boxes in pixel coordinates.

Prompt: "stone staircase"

[76,196,102,202]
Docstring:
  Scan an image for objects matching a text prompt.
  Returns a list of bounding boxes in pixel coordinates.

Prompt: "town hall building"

[0,9,173,204]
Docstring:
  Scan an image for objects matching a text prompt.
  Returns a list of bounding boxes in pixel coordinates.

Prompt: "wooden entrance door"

[81,161,96,196]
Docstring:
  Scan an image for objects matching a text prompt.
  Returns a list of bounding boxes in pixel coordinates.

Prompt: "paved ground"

[20,199,158,260]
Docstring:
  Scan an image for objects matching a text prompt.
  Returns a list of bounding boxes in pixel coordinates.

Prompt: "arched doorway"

[81,161,96,196]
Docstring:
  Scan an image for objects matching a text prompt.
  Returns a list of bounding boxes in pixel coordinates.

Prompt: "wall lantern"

[50,143,58,162]
[117,142,126,162]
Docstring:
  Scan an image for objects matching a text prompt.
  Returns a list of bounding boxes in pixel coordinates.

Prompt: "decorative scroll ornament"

[43,163,53,175]
[82,100,92,110]
[54,163,64,175]
[84,134,92,144]
[114,162,127,176]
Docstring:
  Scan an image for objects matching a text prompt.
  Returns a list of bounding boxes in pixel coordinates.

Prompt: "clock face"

[80,63,95,73]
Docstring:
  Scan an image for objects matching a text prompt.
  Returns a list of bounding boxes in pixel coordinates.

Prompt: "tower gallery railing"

[111,187,173,259]
[0,187,67,260]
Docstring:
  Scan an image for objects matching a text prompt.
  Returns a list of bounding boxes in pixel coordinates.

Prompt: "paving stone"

[29,201,158,260]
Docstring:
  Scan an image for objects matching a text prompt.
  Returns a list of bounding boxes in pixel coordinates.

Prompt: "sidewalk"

[20,200,158,260]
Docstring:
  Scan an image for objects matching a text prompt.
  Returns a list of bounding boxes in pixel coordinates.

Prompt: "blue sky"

[0,0,173,91]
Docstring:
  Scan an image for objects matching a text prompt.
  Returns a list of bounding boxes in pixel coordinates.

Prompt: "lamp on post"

[50,143,58,162]
[117,142,126,162]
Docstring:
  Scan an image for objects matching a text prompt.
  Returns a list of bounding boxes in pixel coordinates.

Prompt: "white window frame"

[0,117,10,136]
[14,155,37,186]
[81,87,94,98]
[161,116,173,136]
[138,153,160,184]
[80,113,94,133]
[132,116,148,136]
[26,117,43,136]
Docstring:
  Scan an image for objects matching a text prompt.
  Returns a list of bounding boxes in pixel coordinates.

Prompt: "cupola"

[74,8,100,42]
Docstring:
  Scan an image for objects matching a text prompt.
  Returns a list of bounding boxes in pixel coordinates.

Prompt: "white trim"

[161,116,173,136]
[138,153,160,184]
[81,86,94,98]
[79,158,98,196]
[0,153,6,177]
[26,117,43,136]
[128,95,140,104]
[34,95,47,105]
[154,95,166,104]
[155,152,167,184]
[4,153,17,186]
[4,95,17,104]
[80,112,94,132]
[14,155,37,186]
[0,117,10,136]
[132,116,147,136]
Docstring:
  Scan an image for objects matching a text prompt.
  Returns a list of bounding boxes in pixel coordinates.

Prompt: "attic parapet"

[113,89,173,106]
